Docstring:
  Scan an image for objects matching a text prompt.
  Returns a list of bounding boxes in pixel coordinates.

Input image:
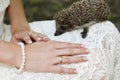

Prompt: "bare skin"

[0,41,89,74]
[0,0,90,74]
[7,0,49,44]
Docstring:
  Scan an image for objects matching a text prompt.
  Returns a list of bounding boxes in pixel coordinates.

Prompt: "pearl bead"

[17,42,26,74]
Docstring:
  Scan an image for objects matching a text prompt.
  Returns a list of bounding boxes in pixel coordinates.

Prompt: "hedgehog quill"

[54,0,111,38]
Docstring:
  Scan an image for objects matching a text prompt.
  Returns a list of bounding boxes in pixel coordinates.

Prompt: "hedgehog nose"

[54,33,59,36]
[54,31,60,36]
[54,30,63,36]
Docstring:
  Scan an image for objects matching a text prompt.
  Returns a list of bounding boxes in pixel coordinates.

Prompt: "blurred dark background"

[5,0,120,30]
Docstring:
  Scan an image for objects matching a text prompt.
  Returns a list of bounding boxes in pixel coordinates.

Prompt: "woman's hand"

[7,0,49,44]
[11,30,49,44]
[15,40,89,74]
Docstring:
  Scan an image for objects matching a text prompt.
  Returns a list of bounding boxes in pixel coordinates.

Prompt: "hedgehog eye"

[60,25,68,30]
[63,22,69,25]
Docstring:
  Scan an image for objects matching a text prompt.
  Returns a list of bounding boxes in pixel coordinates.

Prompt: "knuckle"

[78,48,82,53]
[70,57,78,63]
[80,48,85,53]
[79,44,84,47]
[56,67,65,73]
[62,68,70,73]
[60,68,65,73]
[77,57,82,62]
[77,56,87,62]
[24,37,30,41]
[73,58,79,61]
[64,57,70,63]
[68,48,74,55]
[50,43,55,48]
[66,43,79,48]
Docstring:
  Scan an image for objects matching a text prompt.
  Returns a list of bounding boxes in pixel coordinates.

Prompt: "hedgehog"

[54,0,111,38]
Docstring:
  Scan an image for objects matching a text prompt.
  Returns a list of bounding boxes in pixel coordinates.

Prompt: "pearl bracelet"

[17,42,26,74]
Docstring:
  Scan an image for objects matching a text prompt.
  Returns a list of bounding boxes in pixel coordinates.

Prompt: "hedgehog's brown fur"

[54,0,111,38]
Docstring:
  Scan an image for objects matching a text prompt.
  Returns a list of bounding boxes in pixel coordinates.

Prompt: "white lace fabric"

[0,20,120,80]
[0,0,9,12]
[0,0,10,39]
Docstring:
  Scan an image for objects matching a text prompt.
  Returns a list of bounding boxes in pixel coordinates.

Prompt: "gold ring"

[58,56,62,63]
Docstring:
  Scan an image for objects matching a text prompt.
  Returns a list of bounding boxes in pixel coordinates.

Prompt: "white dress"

[0,0,120,80]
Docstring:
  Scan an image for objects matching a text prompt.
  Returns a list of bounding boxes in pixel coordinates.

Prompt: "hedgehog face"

[54,10,75,36]
[54,20,73,36]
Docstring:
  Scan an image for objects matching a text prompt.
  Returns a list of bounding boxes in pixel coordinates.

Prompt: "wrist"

[8,42,22,68]
[0,41,21,67]
[11,25,31,35]
[11,20,30,33]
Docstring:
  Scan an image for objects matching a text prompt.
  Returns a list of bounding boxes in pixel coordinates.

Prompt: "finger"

[11,38,21,44]
[52,41,84,49]
[29,32,49,42]
[29,32,42,41]
[13,33,32,44]
[56,47,89,56]
[23,35,32,44]
[38,33,50,41]
[50,66,77,74]
[55,56,88,64]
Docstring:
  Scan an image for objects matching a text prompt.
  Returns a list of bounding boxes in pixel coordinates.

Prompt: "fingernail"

[73,69,78,73]
[81,45,85,47]
[85,49,90,53]
[43,37,48,39]
[43,37,49,41]
[82,56,88,61]
[37,37,42,41]
[29,40,32,43]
